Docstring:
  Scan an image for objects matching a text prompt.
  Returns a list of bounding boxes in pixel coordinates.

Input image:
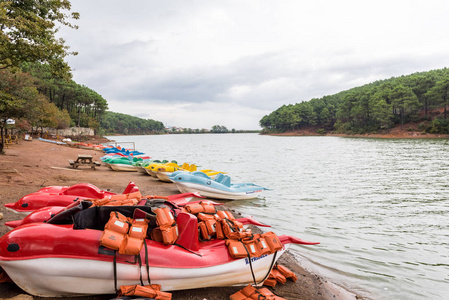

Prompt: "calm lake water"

[106,133,449,300]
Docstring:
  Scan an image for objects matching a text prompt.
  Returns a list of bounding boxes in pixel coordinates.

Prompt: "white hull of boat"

[156,172,174,182]
[137,166,148,174]
[4,207,31,218]
[144,168,158,177]
[1,249,285,297]
[109,164,137,172]
[173,182,264,200]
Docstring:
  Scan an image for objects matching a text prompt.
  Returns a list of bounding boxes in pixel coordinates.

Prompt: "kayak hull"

[0,222,286,297]
[173,182,264,200]
[109,164,138,172]
[156,171,175,182]
[3,183,138,216]
[1,250,283,297]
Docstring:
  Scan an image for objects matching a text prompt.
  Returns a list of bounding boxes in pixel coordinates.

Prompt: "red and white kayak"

[0,210,317,297]
[4,182,139,217]
[4,203,268,231]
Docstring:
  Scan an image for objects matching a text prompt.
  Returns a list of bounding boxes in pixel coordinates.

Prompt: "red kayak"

[0,204,318,297]
[4,182,139,217]
[5,198,267,230]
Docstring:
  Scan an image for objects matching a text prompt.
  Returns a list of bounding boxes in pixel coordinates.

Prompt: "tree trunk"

[444,86,448,119]
[78,106,81,126]
[0,125,5,154]
[425,97,428,116]
[400,107,404,129]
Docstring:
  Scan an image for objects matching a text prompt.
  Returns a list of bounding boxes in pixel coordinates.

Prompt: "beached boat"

[134,161,151,173]
[4,185,205,218]
[103,147,145,157]
[4,200,267,230]
[0,204,317,297]
[108,163,138,172]
[38,137,66,145]
[170,172,269,200]
[3,182,139,217]
[100,152,127,161]
[155,162,198,182]
[144,162,167,177]
[169,169,226,181]
[135,160,171,174]
[104,155,151,172]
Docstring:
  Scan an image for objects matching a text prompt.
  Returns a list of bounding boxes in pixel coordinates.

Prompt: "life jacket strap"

[241,240,257,286]
[137,254,144,286]
[144,240,151,285]
[113,251,118,292]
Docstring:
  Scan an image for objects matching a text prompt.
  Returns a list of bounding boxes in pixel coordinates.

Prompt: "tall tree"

[388,85,419,128]
[0,0,79,77]
[426,75,449,119]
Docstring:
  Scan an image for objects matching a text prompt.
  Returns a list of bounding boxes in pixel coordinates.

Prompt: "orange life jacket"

[118,284,172,300]
[100,211,149,256]
[261,231,283,252]
[184,201,216,215]
[197,213,218,240]
[270,268,287,285]
[154,207,175,227]
[151,207,178,245]
[220,218,251,240]
[230,284,286,300]
[275,264,297,282]
[263,264,297,287]
[216,210,235,220]
[215,219,225,239]
[91,191,142,206]
[263,277,278,287]
[100,212,130,251]
[226,239,249,259]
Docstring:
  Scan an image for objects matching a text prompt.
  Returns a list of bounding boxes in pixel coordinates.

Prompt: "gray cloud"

[60,0,449,129]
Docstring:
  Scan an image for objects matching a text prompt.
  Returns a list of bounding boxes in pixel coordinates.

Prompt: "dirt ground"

[0,138,361,300]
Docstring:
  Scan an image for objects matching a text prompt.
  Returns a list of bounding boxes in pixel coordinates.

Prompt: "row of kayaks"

[1,182,319,297]
[99,146,270,201]
[38,137,110,151]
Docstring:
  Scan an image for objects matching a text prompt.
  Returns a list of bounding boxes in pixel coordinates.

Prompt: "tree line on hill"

[100,112,164,135]
[260,68,449,134]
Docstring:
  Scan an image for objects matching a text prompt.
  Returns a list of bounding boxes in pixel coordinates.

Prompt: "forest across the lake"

[260,68,449,136]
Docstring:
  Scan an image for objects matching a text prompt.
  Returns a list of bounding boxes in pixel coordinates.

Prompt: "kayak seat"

[220,175,231,187]
[176,212,199,252]
[214,173,224,182]
[191,171,210,179]
[47,200,92,225]
[72,205,157,234]
[60,183,105,198]
[122,182,138,194]
[215,173,231,187]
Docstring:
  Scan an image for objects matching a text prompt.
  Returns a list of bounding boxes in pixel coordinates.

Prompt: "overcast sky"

[59,0,449,130]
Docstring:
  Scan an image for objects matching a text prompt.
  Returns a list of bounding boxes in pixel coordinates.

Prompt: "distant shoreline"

[266,130,449,139]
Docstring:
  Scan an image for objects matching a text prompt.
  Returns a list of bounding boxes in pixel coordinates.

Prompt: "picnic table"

[69,154,101,170]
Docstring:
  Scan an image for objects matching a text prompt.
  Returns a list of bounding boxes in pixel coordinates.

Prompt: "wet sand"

[0,138,361,299]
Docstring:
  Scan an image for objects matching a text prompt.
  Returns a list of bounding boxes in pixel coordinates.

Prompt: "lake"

[106,133,449,300]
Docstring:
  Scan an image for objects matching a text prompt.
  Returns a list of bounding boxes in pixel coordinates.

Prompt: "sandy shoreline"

[0,138,361,300]
[267,128,449,139]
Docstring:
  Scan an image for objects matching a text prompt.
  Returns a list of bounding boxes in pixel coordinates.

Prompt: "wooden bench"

[69,154,101,170]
